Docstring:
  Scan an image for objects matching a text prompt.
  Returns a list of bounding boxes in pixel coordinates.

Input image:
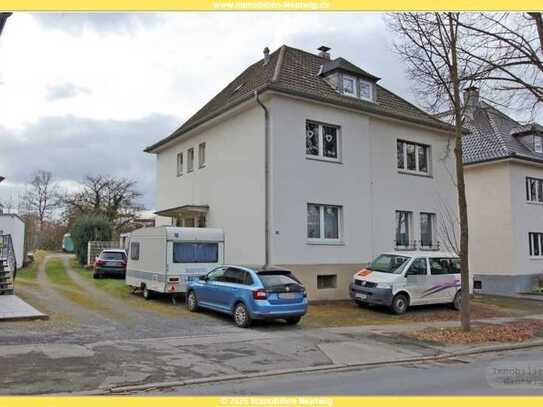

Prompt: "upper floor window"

[198,142,206,168]
[187,148,194,173]
[306,121,340,161]
[535,136,543,153]
[307,203,342,243]
[359,80,372,101]
[176,152,183,176]
[342,75,356,97]
[526,177,543,202]
[397,140,430,175]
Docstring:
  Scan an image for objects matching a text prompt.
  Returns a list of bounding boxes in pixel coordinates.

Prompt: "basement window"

[317,274,337,289]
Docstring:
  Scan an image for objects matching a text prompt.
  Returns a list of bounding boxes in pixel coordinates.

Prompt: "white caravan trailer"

[0,214,25,270]
[126,226,224,300]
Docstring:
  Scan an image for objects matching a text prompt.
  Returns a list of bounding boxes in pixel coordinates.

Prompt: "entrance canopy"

[154,204,209,219]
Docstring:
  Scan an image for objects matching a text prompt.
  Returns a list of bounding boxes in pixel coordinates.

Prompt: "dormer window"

[342,75,356,97]
[359,80,372,101]
[535,136,543,153]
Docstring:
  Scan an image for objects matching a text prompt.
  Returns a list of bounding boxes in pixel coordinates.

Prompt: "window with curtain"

[395,211,412,247]
[305,120,340,161]
[420,212,436,247]
[173,242,218,263]
[397,140,430,175]
[526,177,543,202]
[307,204,342,242]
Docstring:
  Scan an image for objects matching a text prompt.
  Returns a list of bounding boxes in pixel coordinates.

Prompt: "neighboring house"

[457,87,543,295]
[0,213,25,270]
[145,45,458,300]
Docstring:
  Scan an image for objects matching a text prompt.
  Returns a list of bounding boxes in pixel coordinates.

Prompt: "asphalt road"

[169,348,543,395]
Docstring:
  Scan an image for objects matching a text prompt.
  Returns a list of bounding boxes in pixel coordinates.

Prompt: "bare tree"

[21,170,60,230]
[455,13,543,118]
[388,12,492,331]
[64,175,143,231]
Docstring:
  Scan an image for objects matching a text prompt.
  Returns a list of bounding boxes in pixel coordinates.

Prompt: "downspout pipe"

[255,89,271,268]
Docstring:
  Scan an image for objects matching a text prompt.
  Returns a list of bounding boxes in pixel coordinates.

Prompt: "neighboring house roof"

[145,45,452,153]
[457,101,543,166]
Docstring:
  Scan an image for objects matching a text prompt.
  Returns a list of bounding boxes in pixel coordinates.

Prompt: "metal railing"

[0,234,16,295]
[394,240,441,251]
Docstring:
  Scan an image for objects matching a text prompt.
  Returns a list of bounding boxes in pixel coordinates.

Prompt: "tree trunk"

[448,13,471,331]
[528,13,543,52]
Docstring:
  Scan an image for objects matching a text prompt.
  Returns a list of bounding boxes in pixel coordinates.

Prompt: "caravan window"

[130,242,140,260]
[173,242,219,263]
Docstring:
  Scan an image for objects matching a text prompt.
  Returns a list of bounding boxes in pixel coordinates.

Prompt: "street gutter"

[104,340,543,395]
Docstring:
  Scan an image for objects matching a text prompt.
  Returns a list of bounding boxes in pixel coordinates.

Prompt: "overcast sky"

[0,12,415,211]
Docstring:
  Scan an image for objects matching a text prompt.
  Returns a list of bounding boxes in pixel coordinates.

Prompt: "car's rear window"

[101,252,126,260]
[258,272,302,290]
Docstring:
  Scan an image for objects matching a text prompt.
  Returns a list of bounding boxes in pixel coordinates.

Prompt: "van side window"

[130,242,140,260]
[449,259,461,274]
[407,258,427,275]
[430,258,449,275]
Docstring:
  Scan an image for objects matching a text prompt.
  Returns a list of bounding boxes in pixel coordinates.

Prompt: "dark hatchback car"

[94,249,127,279]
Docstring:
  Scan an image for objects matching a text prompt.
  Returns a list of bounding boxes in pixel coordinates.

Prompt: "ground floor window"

[395,210,413,248]
[420,212,436,248]
[307,204,342,242]
[529,232,543,256]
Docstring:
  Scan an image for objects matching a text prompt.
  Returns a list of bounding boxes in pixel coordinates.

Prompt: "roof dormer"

[510,123,543,154]
[317,47,380,103]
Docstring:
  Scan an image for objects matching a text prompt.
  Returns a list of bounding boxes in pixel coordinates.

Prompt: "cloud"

[0,114,180,209]
[30,12,163,35]
[46,82,91,101]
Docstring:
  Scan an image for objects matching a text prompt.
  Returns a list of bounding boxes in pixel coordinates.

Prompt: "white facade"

[152,93,458,299]
[0,214,25,269]
[269,94,457,266]
[466,159,543,293]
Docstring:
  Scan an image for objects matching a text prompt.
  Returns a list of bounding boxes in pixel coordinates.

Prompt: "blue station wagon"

[186,265,308,328]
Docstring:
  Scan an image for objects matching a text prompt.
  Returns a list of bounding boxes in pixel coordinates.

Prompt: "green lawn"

[45,257,76,287]
[69,258,131,299]
[15,250,46,281]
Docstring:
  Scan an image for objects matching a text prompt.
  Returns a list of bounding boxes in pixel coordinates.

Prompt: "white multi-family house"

[145,45,458,300]
[459,87,543,295]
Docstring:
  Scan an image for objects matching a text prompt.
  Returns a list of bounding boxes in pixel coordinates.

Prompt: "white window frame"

[342,75,356,98]
[535,136,543,153]
[395,210,414,249]
[187,148,194,173]
[526,177,543,203]
[198,142,206,169]
[359,79,373,102]
[305,120,341,163]
[307,203,343,244]
[419,212,437,249]
[176,152,183,176]
[529,232,543,257]
[397,140,431,176]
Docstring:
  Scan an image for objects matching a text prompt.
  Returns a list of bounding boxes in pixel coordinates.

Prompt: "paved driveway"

[1,254,441,395]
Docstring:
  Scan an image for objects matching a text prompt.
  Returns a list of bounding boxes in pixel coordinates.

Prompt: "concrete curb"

[107,340,543,394]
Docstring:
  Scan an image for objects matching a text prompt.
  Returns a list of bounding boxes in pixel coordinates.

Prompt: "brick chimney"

[463,86,480,117]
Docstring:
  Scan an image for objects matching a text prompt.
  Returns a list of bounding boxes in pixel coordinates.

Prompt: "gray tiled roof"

[319,57,380,81]
[145,45,452,152]
[459,102,543,165]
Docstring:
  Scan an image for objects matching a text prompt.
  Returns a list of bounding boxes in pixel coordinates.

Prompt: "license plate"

[355,293,367,300]
[279,292,298,299]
